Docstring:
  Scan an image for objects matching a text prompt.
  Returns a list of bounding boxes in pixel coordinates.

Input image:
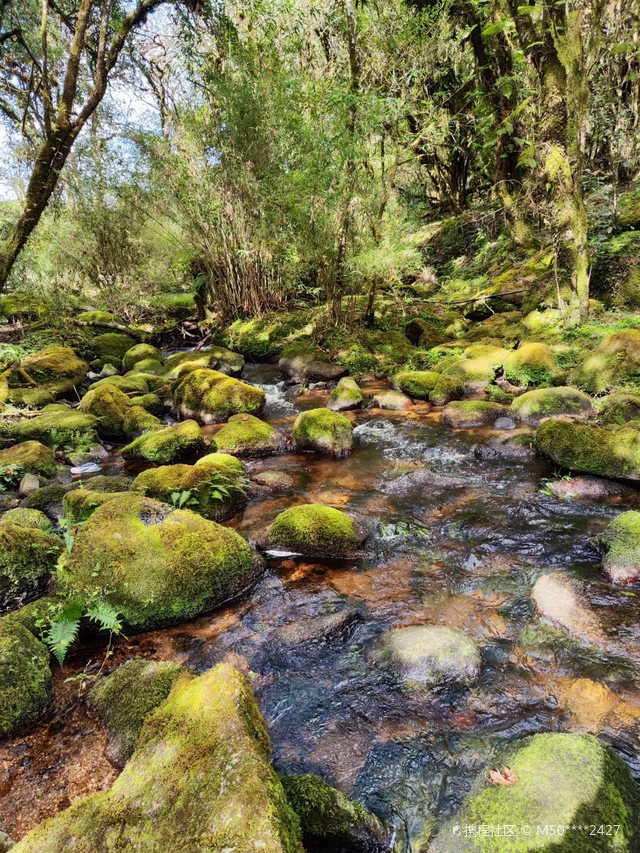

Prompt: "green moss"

[0,522,63,609]
[0,410,98,450]
[536,420,640,481]
[572,329,640,393]
[214,413,280,457]
[504,342,557,386]
[89,374,150,395]
[122,344,162,373]
[0,441,57,476]
[129,393,164,416]
[268,504,361,556]
[76,310,119,325]
[62,490,123,524]
[442,400,504,427]
[223,309,313,359]
[292,409,353,457]
[1,507,53,532]
[7,387,55,409]
[0,620,52,738]
[598,391,640,426]
[511,386,595,426]
[486,384,515,403]
[22,483,72,510]
[89,658,188,766]
[600,511,640,584]
[122,405,162,437]
[173,368,265,423]
[59,494,264,630]
[18,345,88,397]
[442,345,509,382]
[163,347,245,379]
[92,333,136,359]
[326,377,364,412]
[81,475,132,493]
[121,419,205,464]
[393,370,464,405]
[2,595,62,637]
[79,383,132,437]
[14,665,303,853]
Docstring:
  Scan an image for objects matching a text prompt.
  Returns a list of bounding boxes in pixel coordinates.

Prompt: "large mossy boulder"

[379,625,481,690]
[60,494,264,631]
[14,664,303,853]
[173,368,265,424]
[214,413,283,457]
[0,441,57,477]
[122,344,162,374]
[441,345,509,383]
[393,371,463,406]
[292,408,353,457]
[503,341,557,385]
[441,401,504,428]
[405,317,448,348]
[89,373,150,396]
[132,453,247,521]
[79,383,132,438]
[0,410,98,450]
[268,504,365,558]
[17,345,88,397]
[279,342,347,383]
[430,733,640,852]
[6,387,55,409]
[536,420,640,481]
[0,522,63,610]
[572,329,640,393]
[326,377,364,412]
[163,346,245,379]
[598,391,640,427]
[62,489,124,524]
[1,507,53,531]
[281,773,390,853]
[92,332,137,361]
[88,658,188,767]
[600,511,640,585]
[121,419,205,464]
[0,619,52,738]
[511,386,595,426]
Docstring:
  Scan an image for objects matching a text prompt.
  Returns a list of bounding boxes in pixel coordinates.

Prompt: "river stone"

[0,620,52,738]
[121,420,205,464]
[79,383,132,438]
[382,626,481,689]
[268,504,365,558]
[273,610,361,647]
[535,420,640,481]
[0,522,63,611]
[474,432,536,460]
[531,572,609,649]
[441,400,504,428]
[510,386,595,426]
[13,664,303,853]
[122,344,163,373]
[429,732,640,852]
[600,511,640,584]
[326,377,364,412]
[173,368,266,424]
[393,371,463,406]
[18,473,40,497]
[279,343,347,383]
[16,345,88,398]
[382,468,465,494]
[546,476,622,501]
[293,408,353,457]
[163,346,245,379]
[599,391,640,426]
[371,390,412,410]
[213,413,284,457]
[0,441,57,477]
[0,410,98,450]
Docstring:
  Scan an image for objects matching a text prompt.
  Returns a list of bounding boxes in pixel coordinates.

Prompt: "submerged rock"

[430,733,640,852]
[371,390,412,410]
[510,386,595,426]
[0,522,63,610]
[536,420,640,481]
[531,572,609,649]
[382,468,464,494]
[327,377,364,412]
[0,620,52,738]
[0,441,57,477]
[572,329,640,393]
[441,400,504,428]
[545,475,621,501]
[61,494,264,631]
[121,419,205,464]
[474,432,536,460]
[273,609,361,647]
[380,625,481,690]
[214,413,284,457]
[268,504,365,558]
[393,371,463,406]
[293,408,353,457]
[173,368,265,424]
[13,664,303,852]
[600,511,640,584]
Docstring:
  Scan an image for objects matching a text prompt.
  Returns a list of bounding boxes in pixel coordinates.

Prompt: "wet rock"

[494,416,517,430]
[441,400,504,428]
[599,391,640,426]
[572,328,640,393]
[214,413,285,457]
[382,468,465,494]
[380,625,482,690]
[88,658,188,767]
[510,386,595,426]
[273,609,361,647]
[13,665,302,853]
[163,346,245,379]
[536,420,640,481]
[281,773,391,853]
[545,475,621,501]
[293,408,353,457]
[429,733,640,852]
[173,368,265,424]
[474,432,537,461]
[599,511,640,584]
[0,442,56,478]
[549,676,640,734]
[267,504,365,558]
[121,419,205,464]
[371,390,412,410]
[0,620,52,738]
[251,471,295,490]
[61,494,265,631]
[279,342,347,383]
[531,572,608,649]
[393,371,463,406]
[327,377,364,412]
[0,410,98,450]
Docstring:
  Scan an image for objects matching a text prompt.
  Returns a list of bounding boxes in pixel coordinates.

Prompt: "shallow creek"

[3,363,640,850]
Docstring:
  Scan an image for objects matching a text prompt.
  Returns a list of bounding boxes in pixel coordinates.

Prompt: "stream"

[3,362,640,850]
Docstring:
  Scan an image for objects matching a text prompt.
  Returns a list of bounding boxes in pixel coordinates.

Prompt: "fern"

[45,601,83,666]
[85,602,122,635]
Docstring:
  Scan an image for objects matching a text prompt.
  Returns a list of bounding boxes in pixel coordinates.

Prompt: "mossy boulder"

[21,483,71,511]
[572,329,640,393]
[0,620,52,738]
[79,383,132,438]
[0,441,57,477]
[6,387,55,409]
[121,420,205,464]
[60,494,264,631]
[430,733,640,852]
[503,341,557,386]
[326,377,364,412]
[129,393,164,416]
[132,453,247,522]
[405,318,448,348]
[599,511,640,585]
[13,664,302,853]
[0,410,98,450]
[379,625,481,690]
[1,507,53,531]
[76,310,119,325]
[511,386,595,426]
[122,405,162,437]
[88,658,188,767]
[173,368,266,424]
[442,400,504,428]
[0,522,63,611]
[122,344,162,373]
[268,504,364,557]
[89,373,150,396]
[2,595,62,636]
[279,342,348,383]
[536,420,640,481]
[129,358,163,375]
[214,413,283,457]
[281,773,390,853]
[18,345,88,397]
[599,391,640,426]
[163,346,245,379]
[292,409,353,457]
[92,332,137,360]
[62,489,124,524]
[393,371,463,405]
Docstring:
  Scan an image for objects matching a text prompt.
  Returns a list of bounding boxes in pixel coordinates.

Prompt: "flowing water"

[4,363,640,849]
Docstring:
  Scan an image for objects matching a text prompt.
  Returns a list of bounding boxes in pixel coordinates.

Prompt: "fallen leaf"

[487,766,518,786]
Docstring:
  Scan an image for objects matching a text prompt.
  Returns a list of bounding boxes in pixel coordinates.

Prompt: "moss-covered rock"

[214,413,283,457]
[503,341,557,386]
[0,522,63,610]
[21,483,71,511]
[122,344,162,373]
[79,383,132,438]
[326,377,364,412]
[0,620,52,738]
[281,773,390,853]
[599,511,640,585]
[128,358,163,375]
[60,494,264,631]
[92,332,137,360]
[1,507,53,531]
[442,349,507,383]
[572,329,640,393]
[89,373,150,396]
[598,391,640,426]
[279,342,348,383]
[511,386,595,426]
[0,410,98,450]
[75,310,119,325]
[393,371,463,405]
[405,317,448,348]
[121,420,205,464]
[292,409,353,457]
[6,387,55,409]
[122,405,162,437]
[13,664,302,853]
[173,368,266,424]
[2,595,62,636]
[62,489,124,524]
[536,420,640,481]
[379,625,481,690]
[163,346,245,379]
[129,393,164,417]
[268,504,364,557]
[442,400,504,428]
[17,345,88,398]
[223,310,313,360]
[430,733,640,852]
[88,658,188,767]
[132,453,247,521]
[0,441,57,477]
